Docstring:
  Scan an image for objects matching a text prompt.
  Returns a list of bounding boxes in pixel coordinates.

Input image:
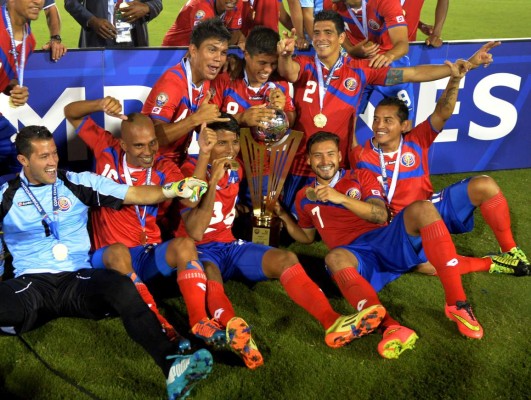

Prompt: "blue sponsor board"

[2,40,529,174]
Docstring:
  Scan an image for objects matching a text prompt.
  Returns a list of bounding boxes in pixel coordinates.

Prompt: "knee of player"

[103,243,133,274]
[468,175,500,203]
[405,200,440,223]
[166,237,199,266]
[324,248,354,272]
[263,249,300,278]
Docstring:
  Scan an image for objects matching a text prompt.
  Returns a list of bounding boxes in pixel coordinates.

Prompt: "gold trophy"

[239,108,303,247]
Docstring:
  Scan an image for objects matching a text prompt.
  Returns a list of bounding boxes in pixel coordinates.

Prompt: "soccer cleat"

[445,301,483,339]
[226,317,264,370]
[191,318,227,347]
[377,325,418,359]
[488,251,530,276]
[166,349,213,400]
[325,304,386,348]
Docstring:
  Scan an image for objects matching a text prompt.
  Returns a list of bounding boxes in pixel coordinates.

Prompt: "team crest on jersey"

[58,196,72,211]
[343,78,358,91]
[156,92,168,107]
[195,10,206,20]
[346,187,362,200]
[401,152,416,167]
[368,20,381,30]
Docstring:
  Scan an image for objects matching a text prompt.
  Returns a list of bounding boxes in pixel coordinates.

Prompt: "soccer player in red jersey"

[162,0,244,47]
[65,97,213,348]
[352,61,529,276]
[277,10,499,215]
[173,114,386,367]
[142,18,231,166]
[0,0,39,176]
[277,130,510,356]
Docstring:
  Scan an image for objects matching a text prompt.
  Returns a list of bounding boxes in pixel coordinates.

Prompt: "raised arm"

[124,177,207,206]
[277,29,301,83]
[64,97,125,129]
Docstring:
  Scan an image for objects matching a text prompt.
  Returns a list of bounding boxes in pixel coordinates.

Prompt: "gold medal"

[140,231,147,245]
[305,187,318,201]
[313,113,327,128]
[228,160,240,171]
[52,243,69,261]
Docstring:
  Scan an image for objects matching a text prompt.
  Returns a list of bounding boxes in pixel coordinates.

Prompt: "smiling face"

[17,139,59,185]
[209,130,240,164]
[9,0,43,23]
[216,0,237,13]
[244,52,278,87]
[307,139,342,184]
[189,38,229,84]
[372,104,408,152]
[120,117,159,169]
[312,20,345,67]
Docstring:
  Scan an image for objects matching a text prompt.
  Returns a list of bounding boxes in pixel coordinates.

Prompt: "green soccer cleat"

[445,301,483,339]
[377,325,418,359]
[325,304,386,348]
[489,251,530,276]
[166,349,213,400]
[226,317,264,370]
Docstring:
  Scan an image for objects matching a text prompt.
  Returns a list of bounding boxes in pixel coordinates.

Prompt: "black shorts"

[1,268,137,333]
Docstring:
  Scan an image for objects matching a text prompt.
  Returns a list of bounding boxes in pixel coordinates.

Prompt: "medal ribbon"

[346,0,368,39]
[314,54,344,114]
[20,173,60,240]
[122,154,152,238]
[315,169,343,189]
[183,58,205,113]
[377,136,403,203]
[4,6,27,85]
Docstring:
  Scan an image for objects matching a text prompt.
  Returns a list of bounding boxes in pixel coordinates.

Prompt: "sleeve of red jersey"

[410,119,439,149]
[76,117,118,157]
[294,186,314,229]
[141,71,181,123]
[358,169,385,201]
[227,0,243,30]
[379,0,407,29]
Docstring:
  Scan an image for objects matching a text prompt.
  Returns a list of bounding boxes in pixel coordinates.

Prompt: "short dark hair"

[207,113,240,136]
[190,17,231,48]
[15,126,53,158]
[245,26,280,56]
[376,97,410,122]
[306,131,340,154]
[314,10,345,35]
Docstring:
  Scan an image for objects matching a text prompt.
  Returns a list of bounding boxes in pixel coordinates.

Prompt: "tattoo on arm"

[385,69,404,85]
[367,199,389,224]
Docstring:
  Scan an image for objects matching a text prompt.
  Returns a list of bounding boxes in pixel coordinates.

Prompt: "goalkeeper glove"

[162,177,208,202]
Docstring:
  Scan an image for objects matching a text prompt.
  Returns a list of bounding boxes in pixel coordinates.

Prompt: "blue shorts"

[339,210,423,292]
[91,241,174,282]
[358,56,415,116]
[282,174,313,218]
[197,240,269,282]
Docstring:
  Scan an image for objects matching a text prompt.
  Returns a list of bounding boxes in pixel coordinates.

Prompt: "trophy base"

[251,214,281,248]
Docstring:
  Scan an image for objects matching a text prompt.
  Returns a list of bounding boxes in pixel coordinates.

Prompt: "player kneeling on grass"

[171,114,385,369]
[0,126,211,400]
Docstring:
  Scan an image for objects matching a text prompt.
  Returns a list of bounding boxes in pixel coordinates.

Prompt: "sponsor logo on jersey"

[155,92,168,107]
[368,19,381,30]
[58,196,72,211]
[151,106,162,114]
[346,187,362,199]
[371,189,381,196]
[401,152,416,167]
[396,15,405,23]
[195,10,206,20]
[17,200,33,207]
[343,77,358,91]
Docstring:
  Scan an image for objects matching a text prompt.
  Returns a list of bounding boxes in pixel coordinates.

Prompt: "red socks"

[280,263,340,330]
[456,255,492,275]
[332,267,381,311]
[177,269,208,327]
[420,220,466,306]
[480,191,516,252]
[206,280,235,327]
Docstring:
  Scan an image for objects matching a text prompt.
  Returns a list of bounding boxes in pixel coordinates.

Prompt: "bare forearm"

[433,0,449,36]
[277,56,299,83]
[277,211,315,244]
[124,185,166,205]
[396,63,452,84]
[341,197,388,224]
[183,188,217,240]
[45,6,61,36]
[154,117,198,147]
[64,99,102,127]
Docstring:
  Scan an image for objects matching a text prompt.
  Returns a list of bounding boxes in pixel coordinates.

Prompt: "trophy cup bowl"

[251,108,289,144]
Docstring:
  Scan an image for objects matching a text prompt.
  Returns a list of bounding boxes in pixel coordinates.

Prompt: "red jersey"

[291,54,389,176]
[241,0,281,36]
[176,157,242,245]
[76,117,184,249]
[352,119,437,216]
[295,169,386,249]
[162,0,243,46]
[0,11,36,93]
[142,59,210,166]
[324,0,406,52]
[211,71,295,116]
[402,0,425,42]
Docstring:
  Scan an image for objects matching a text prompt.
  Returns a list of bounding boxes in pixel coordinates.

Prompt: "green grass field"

[3,1,530,399]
